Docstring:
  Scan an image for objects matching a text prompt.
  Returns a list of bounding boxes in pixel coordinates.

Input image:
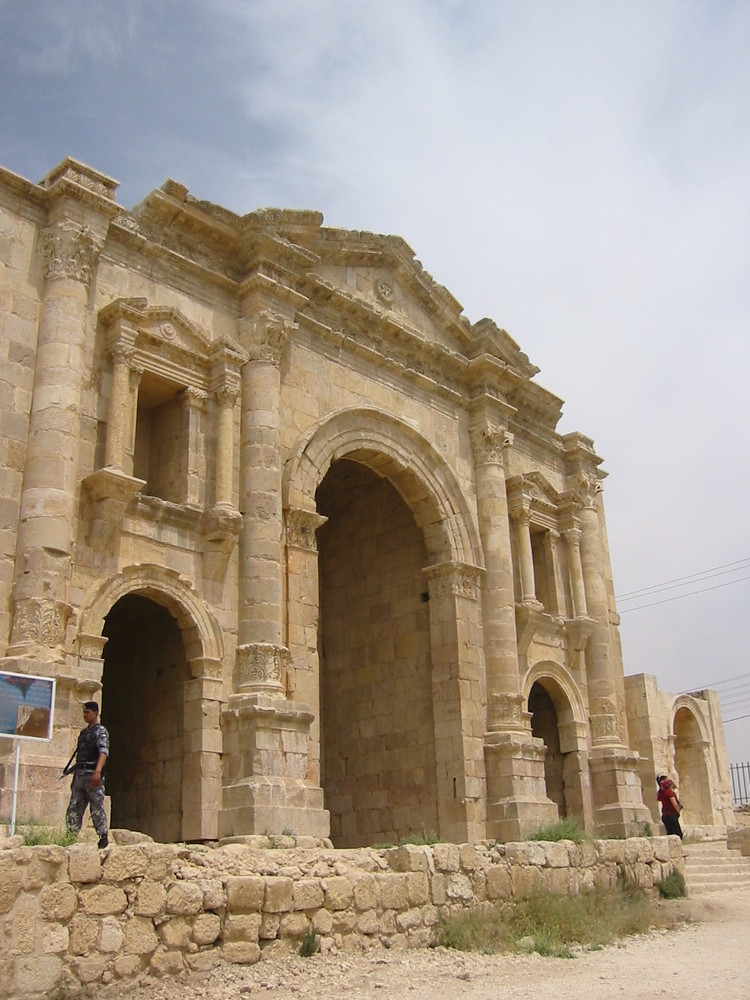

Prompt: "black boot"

[98,834,109,849]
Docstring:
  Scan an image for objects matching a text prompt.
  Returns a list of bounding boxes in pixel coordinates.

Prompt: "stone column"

[545,530,564,617]
[104,344,135,472]
[574,470,651,836]
[469,413,555,841]
[181,387,207,507]
[7,218,107,661]
[564,525,588,618]
[214,383,238,510]
[513,508,538,605]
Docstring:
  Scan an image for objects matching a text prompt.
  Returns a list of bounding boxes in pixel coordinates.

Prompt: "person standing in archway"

[656,774,683,839]
[64,701,110,849]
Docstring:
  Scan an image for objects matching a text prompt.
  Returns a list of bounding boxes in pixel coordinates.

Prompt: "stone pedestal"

[589,746,652,837]
[484,731,558,841]
[219,693,329,839]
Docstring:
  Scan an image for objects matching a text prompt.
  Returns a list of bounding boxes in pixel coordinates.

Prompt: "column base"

[484,731,558,842]
[589,745,652,837]
[219,776,330,839]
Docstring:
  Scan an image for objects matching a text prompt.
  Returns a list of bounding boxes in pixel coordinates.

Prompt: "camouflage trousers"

[65,770,109,839]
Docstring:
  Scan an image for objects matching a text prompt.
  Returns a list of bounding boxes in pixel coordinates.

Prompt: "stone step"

[682,841,750,893]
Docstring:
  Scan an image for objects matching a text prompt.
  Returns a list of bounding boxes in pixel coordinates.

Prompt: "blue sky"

[1,1,749,762]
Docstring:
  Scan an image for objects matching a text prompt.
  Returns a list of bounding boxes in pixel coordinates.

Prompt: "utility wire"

[724,712,750,724]
[616,557,750,600]
[617,563,750,603]
[618,574,750,613]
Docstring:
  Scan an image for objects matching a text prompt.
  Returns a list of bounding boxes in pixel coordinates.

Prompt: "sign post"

[0,671,56,835]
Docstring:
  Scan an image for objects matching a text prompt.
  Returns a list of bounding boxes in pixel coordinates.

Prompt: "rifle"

[60,750,77,779]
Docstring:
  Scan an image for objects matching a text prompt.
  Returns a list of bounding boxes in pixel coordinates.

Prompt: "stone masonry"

[0,156,734,846]
[0,835,685,999]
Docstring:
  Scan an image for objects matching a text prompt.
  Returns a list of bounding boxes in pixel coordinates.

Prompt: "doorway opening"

[101,593,190,842]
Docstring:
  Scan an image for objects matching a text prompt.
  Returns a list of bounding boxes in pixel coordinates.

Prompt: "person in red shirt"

[656,774,683,839]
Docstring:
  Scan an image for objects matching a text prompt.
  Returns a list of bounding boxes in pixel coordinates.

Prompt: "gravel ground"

[99,887,750,1000]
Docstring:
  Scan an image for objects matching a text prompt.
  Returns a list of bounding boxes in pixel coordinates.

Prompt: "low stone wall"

[0,834,684,999]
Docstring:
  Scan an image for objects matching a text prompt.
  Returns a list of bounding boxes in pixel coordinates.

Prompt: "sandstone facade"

[0,157,734,845]
[0,836,685,998]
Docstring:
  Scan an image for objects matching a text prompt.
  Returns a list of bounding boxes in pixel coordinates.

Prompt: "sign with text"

[0,670,56,742]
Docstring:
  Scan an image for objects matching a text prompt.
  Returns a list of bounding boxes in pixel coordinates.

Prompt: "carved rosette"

[10,598,71,651]
[243,310,296,364]
[423,562,481,601]
[285,509,328,552]
[39,223,103,285]
[470,422,513,466]
[237,642,288,694]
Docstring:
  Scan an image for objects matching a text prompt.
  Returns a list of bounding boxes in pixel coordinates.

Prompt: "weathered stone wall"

[0,835,684,999]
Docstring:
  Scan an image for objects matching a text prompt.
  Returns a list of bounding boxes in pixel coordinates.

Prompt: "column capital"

[285,508,327,552]
[39,222,104,285]
[470,420,513,465]
[569,470,602,509]
[215,382,240,408]
[241,309,297,364]
[423,561,482,601]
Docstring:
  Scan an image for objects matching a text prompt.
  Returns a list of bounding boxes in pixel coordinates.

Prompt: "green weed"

[525,816,590,843]
[657,869,687,899]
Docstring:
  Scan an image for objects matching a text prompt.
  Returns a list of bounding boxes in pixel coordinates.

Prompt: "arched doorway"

[316,459,438,847]
[529,681,566,818]
[673,704,712,826]
[102,594,190,842]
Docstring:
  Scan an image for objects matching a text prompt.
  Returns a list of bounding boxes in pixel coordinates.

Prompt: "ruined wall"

[0,835,684,999]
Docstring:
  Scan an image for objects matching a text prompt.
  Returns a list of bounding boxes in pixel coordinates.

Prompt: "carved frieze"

[39,223,102,285]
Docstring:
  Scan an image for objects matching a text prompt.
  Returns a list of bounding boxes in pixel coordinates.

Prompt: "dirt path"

[101,887,750,1000]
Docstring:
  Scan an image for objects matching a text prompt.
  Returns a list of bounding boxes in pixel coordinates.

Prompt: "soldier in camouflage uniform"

[65,701,110,848]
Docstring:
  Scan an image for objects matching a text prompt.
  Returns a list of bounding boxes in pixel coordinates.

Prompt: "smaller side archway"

[77,566,225,841]
[671,696,713,827]
[523,662,592,828]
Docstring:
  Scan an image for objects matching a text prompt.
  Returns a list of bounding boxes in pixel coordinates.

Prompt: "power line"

[616,557,750,600]
[618,562,750,603]
[618,574,750,613]
[724,713,750,724]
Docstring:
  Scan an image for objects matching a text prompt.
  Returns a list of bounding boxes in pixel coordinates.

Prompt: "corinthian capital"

[243,310,297,364]
[39,223,103,284]
[571,471,602,509]
[470,421,513,466]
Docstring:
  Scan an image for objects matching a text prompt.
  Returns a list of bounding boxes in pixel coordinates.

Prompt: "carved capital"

[285,509,328,551]
[488,692,527,732]
[243,310,296,364]
[423,561,481,601]
[563,526,582,549]
[470,421,512,465]
[215,383,240,409]
[180,386,208,411]
[237,642,288,694]
[571,471,601,509]
[39,223,103,284]
[10,598,71,651]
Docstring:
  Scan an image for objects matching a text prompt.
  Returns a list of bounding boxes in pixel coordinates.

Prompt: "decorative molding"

[39,223,102,284]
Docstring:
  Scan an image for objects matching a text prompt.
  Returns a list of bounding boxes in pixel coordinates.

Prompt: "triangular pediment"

[507,472,562,515]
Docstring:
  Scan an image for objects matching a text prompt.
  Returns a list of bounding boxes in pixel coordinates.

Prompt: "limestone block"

[332,909,356,934]
[396,908,423,932]
[0,866,22,913]
[99,915,123,953]
[293,878,324,910]
[357,909,379,935]
[544,842,570,869]
[192,912,221,946]
[265,876,294,912]
[510,864,541,898]
[504,842,532,865]
[421,904,439,927]
[113,954,142,979]
[260,913,280,939]
[223,941,261,964]
[186,949,222,971]
[40,881,77,921]
[226,875,265,912]
[385,845,431,873]
[68,844,102,884]
[459,844,478,870]
[149,947,186,977]
[596,840,626,864]
[652,838,671,862]
[377,873,408,910]
[159,916,192,948]
[432,843,460,872]
[43,921,69,954]
[352,872,380,911]
[69,912,99,955]
[279,911,309,939]
[379,909,397,935]
[166,881,204,916]
[79,884,128,915]
[102,846,150,881]
[486,864,512,900]
[72,954,108,984]
[431,873,446,904]
[135,880,167,917]
[223,913,262,942]
[406,871,430,906]
[198,877,226,910]
[445,874,473,902]
[312,908,334,935]
[144,847,176,881]
[14,955,64,994]
[122,915,159,955]
[323,875,353,911]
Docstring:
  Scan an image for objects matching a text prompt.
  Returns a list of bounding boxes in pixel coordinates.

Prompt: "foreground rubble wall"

[0,836,684,998]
